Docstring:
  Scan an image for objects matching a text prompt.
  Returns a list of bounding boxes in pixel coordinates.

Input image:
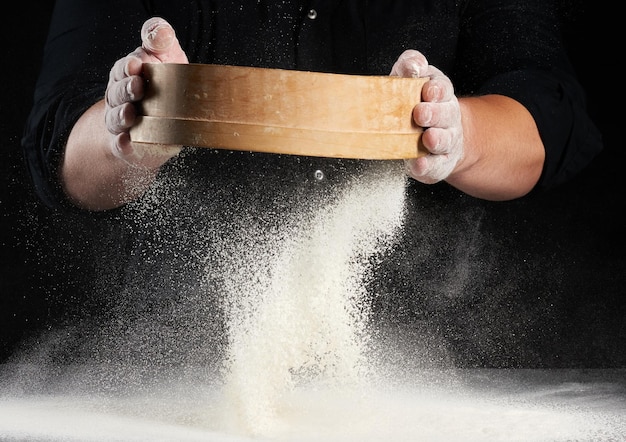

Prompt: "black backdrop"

[1,1,624,366]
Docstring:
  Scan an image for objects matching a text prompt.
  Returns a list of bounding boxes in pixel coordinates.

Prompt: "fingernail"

[119,107,126,126]
[126,81,134,100]
[141,18,173,52]
[422,108,432,126]
[430,84,441,101]
[409,62,420,78]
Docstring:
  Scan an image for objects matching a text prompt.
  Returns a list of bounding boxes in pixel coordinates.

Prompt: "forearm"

[446,95,545,201]
[60,100,158,211]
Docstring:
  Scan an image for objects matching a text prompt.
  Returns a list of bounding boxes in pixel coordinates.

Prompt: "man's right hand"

[104,17,189,169]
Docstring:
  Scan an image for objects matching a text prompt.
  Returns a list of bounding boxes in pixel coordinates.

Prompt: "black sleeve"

[478,69,603,191]
[21,0,150,210]
[454,0,603,191]
[20,0,306,210]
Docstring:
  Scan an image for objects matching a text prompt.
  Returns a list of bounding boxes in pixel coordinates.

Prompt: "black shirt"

[22,0,602,210]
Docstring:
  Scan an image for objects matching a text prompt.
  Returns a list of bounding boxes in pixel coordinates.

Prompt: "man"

[23,0,602,212]
[15,0,604,372]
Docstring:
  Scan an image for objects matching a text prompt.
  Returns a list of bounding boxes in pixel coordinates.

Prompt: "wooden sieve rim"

[130,63,427,160]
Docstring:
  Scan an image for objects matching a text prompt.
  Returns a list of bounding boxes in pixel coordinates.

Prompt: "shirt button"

[307,9,317,19]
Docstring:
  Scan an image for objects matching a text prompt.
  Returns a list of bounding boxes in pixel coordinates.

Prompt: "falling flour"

[216,163,408,437]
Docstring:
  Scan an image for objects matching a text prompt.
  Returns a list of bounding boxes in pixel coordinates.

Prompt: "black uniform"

[23,0,602,210]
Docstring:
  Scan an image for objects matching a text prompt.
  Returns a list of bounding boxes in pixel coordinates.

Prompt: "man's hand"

[390,49,464,184]
[105,17,188,168]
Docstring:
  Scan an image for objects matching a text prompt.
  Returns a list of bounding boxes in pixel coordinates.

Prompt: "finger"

[406,153,455,184]
[140,17,188,63]
[413,102,433,128]
[413,101,459,128]
[124,51,147,76]
[113,132,134,160]
[105,102,137,135]
[109,56,130,83]
[389,49,428,77]
[404,157,440,184]
[106,75,145,109]
[421,77,454,103]
[116,137,183,169]
[421,127,452,155]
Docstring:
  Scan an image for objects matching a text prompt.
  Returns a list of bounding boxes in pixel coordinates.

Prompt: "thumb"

[140,17,188,63]
[389,49,428,78]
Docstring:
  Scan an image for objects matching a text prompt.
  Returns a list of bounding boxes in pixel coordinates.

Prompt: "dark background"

[1,1,624,367]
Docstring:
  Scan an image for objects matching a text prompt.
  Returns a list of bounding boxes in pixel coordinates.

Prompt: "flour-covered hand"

[104,17,188,168]
[390,49,464,184]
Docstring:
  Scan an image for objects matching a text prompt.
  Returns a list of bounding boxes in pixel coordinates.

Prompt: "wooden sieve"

[130,63,428,160]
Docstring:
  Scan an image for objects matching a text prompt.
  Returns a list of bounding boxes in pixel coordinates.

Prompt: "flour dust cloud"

[1,161,625,441]
[215,162,408,437]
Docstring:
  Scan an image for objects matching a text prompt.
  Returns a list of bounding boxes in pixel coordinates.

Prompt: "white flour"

[0,370,624,441]
[0,161,624,441]
[217,163,407,437]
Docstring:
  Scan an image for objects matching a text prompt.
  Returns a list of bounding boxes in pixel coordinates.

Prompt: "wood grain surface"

[130,63,428,159]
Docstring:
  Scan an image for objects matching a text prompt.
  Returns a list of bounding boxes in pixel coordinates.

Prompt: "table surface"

[1,365,624,441]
